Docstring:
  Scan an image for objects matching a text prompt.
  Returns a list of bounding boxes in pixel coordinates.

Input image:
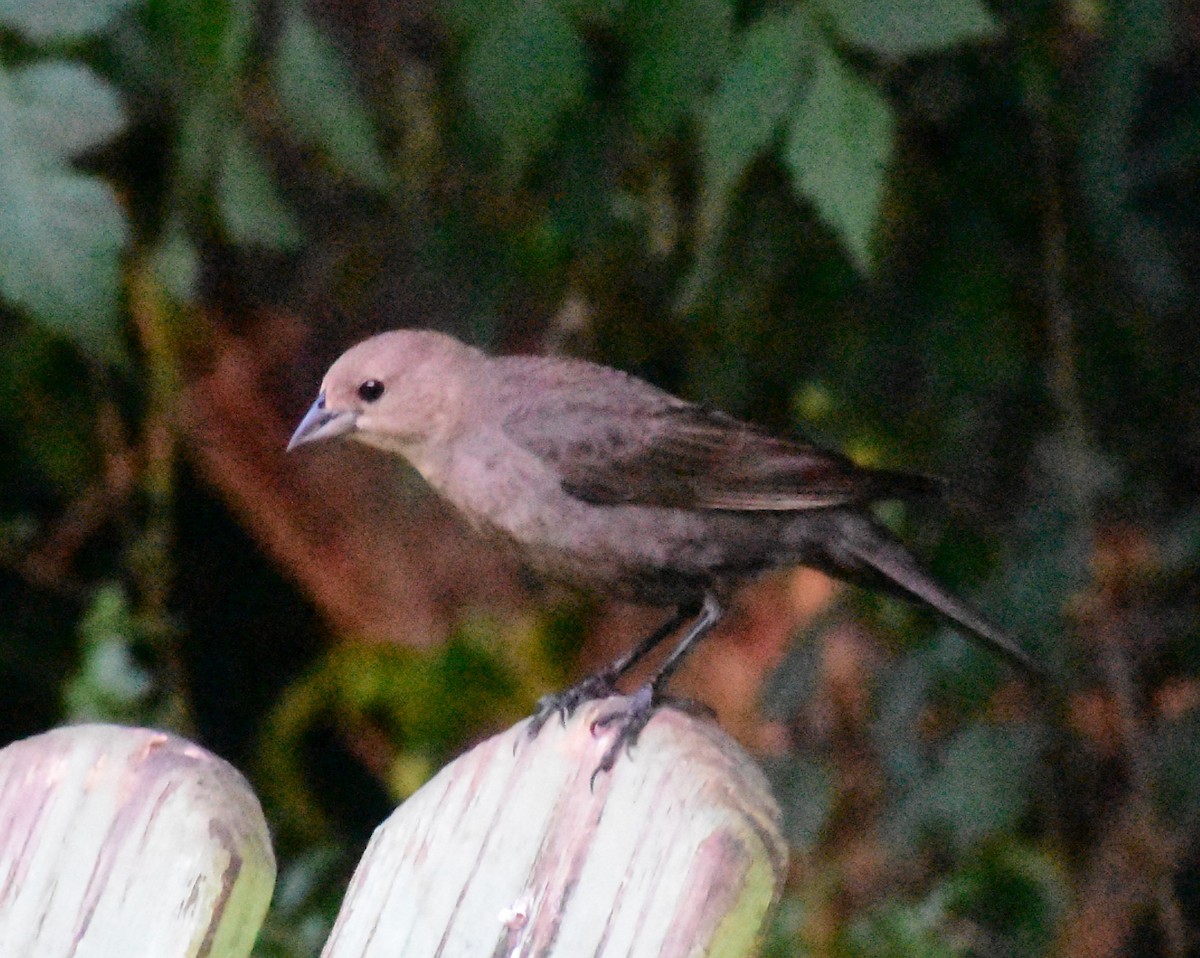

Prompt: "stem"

[128,259,194,734]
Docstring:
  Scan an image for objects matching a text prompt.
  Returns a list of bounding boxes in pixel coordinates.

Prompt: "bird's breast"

[411,433,720,602]
[420,432,798,607]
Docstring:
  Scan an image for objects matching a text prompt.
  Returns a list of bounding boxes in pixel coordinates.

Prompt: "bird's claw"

[526,671,618,741]
[588,683,658,789]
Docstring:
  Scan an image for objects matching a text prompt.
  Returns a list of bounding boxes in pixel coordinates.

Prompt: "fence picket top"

[323,698,787,958]
[0,723,275,958]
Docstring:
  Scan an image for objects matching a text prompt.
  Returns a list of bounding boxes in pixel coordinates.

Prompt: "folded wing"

[493,358,940,511]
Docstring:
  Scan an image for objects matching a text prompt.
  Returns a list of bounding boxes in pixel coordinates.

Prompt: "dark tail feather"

[841,521,1046,682]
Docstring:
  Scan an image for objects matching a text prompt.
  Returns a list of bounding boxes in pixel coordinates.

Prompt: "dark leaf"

[461,0,588,177]
[784,42,894,273]
[818,0,999,58]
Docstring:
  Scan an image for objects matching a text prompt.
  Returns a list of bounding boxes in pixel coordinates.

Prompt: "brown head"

[287,329,482,456]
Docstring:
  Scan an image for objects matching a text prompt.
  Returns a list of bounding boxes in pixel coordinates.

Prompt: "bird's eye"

[358,379,385,402]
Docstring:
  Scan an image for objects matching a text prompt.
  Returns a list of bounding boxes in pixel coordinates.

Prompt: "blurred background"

[1,0,1198,954]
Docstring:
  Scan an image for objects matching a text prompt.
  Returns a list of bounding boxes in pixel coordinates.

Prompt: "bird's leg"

[526,603,696,738]
[590,593,723,785]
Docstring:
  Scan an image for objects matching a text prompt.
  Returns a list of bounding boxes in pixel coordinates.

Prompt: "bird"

[288,328,1041,776]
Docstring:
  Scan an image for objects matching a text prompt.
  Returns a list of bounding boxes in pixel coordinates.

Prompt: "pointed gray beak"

[287,393,359,451]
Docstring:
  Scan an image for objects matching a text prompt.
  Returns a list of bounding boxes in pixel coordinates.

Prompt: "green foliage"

[1152,710,1200,829]
[842,841,1063,958]
[784,40,895,273]
[7,61,127,161]
[945,842,1067,953]
[624,0,733,141]
[0,63,129,362]
[64,584,154,724]
[0,0,137,41]
[700,9,815,202]
[1075,0,1182,306]
[893,722,1042,853]
[0,329,100,495]
[273,3,390,190]
[692,7,815,291]
[818,0,999,58]
[846,840,1065,957]
[764,754,834,850]
[258,618,547,838]
[846,898,962,958]
[461,0,588,177]
[252,847,345,958]
[217,125,305,250]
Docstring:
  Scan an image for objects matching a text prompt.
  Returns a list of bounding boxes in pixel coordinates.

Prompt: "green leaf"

[945,842,1068,949]
[764,755,833,849]
[699,9,815,227]
[818,0,999,57]
[154,0,255,200]
[9,61,126,163]
[925,723,1039,851]
[217,126,304,250]
[139,0,255,88]
[625,0,734,141]
[461,0,587,176]
[0,66,128,364]
[151,221,201,302]
[274,5,390,190]
[783,42,894,272]
[682,8,816,304]
[847,900,959,958]
[64,583,155,724]
[0,0,139,41]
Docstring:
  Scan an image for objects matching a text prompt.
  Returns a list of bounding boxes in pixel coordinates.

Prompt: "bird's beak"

[287,393,359,451]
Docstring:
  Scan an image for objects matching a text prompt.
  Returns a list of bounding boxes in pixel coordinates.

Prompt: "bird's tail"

[834,516,1045,682]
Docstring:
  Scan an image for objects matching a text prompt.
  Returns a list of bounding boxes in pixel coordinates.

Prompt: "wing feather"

[489,356,940,511]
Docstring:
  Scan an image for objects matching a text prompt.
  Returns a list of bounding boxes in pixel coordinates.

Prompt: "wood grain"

[323,699,787,958]
[0,724,275,958]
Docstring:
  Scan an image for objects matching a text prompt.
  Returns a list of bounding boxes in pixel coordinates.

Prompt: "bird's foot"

[526,671,618,740]
[586,684,716,788]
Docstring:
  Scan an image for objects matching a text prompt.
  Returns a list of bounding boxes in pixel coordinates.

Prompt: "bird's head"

[287,329,479,456]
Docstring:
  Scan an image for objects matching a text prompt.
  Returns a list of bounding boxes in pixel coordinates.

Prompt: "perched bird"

[289,329,1040,774]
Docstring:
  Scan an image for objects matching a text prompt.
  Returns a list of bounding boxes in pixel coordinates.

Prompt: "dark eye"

[358,379,385,402]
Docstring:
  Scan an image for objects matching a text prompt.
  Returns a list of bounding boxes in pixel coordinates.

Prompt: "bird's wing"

[491,358,940,511]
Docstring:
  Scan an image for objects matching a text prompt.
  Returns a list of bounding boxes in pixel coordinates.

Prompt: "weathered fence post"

[0,724,275,958]
[323,698,788,958]
[0,705,786,957]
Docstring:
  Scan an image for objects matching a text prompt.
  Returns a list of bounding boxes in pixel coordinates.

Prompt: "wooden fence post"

[0,724,275,958]
[0,705,787,957]
[323,698,788,958]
